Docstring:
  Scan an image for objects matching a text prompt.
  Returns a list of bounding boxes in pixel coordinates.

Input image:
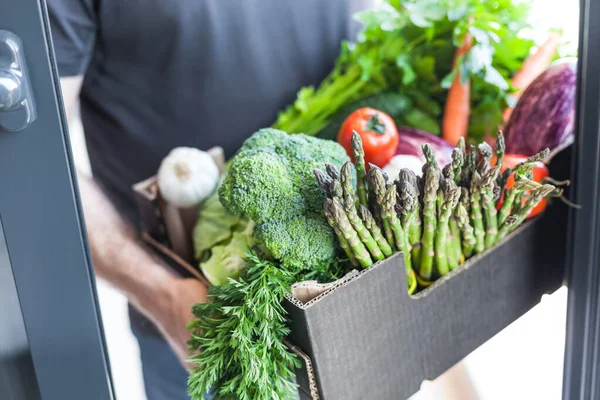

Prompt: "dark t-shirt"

[48,0,371,336]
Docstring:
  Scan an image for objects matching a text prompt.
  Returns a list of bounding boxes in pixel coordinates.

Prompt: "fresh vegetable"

[434,180,461,276]
[189,127,565,399]
[383,154,424,179]
[274,0,542,143]
[492,153,550,220]
[317,92,411,141]
[351,134,369,206]
[503,34,561,122]
[337,108,399,168]
[193,186,256,285]
[317,132,559,284]
[504,60,577,155]
[199,219,255,286]
[157,147,219,208]
[442,30,473,146]
[395,126,454,167]
[419,147,440,280]
[219,128,350,271]
[189,131,353,400]
[188,253,301,400]
[194,184,247,258]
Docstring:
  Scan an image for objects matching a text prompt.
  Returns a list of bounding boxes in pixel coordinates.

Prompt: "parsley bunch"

[187,252,298,400]
[274,0,539,142]
[187,252,348,400]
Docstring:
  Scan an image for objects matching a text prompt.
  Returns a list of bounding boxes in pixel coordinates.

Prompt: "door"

[0,0,115,399]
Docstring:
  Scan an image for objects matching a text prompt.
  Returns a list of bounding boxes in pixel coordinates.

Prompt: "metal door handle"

[0,70,22,111]
[0,31,36,132]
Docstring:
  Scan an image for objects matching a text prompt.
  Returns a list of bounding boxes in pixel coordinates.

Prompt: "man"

[48,0,372,398]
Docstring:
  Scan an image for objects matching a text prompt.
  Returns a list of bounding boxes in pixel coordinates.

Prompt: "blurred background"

[67,0,579,398]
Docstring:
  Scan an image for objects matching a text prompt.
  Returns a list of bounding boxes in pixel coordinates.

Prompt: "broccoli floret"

[240,128,289,151]
[255,214,337,272]
[219,149,302,223]
[220,129,350,270]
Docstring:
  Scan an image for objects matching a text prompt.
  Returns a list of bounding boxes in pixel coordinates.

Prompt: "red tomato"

[337,108,399,168]
[491,154,550,219]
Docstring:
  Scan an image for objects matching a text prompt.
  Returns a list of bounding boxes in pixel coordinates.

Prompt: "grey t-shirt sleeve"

[47,0,97,77]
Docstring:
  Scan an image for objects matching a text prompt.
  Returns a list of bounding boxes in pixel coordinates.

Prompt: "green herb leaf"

[404,108,441,135]
[413,55,437,82]
[396,54,417,85]
[441,68,457,89]
[484,65,509,90]
[187,253,299,400]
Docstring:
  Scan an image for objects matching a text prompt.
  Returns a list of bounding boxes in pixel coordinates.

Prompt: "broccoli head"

[219,128,350,270]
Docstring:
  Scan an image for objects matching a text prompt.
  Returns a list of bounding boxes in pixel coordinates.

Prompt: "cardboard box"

[133,146,571,400]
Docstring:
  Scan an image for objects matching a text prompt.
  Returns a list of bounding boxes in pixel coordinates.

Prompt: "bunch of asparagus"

[314,132,556,292]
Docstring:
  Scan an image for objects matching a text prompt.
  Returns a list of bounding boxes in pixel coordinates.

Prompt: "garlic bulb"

[157,147,219,208]
[383,154,424,178]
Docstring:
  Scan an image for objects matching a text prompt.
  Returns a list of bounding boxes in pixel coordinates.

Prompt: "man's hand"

[76,172,210,368]
[60,77,210,369]
[153,277,209,367]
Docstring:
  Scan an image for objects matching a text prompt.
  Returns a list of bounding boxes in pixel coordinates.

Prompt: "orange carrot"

[442,32,473,146]
[502,34,560,123]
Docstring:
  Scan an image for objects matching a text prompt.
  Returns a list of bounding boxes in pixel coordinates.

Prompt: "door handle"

[0,30,36,132]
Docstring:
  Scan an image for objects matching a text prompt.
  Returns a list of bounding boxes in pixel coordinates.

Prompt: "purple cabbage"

[396,126,454,166]
[504,59,577,156]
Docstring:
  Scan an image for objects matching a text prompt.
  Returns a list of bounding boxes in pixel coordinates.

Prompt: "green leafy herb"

[187,252,299,400]
[273,0,544,143]
[187,251,349,400]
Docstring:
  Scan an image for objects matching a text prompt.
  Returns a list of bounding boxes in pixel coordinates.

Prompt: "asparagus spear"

[327,198,373,267]
[351,132,369,206]
[442,164,454,181]
[419,167,440,280]
[497,168,511,205]
[512,148,550,176]
[451,148,464,185]
[368,166,394,247]
[455,189,476,257]
[399,169,422,267]
[382,185,413,273]
[448,218,463,270]
[462,144,478,185]
[313,169,333,194]
[495,214,520,243]
[493,185,502,203]
[456,136,466,159]
[329,178,343,199]
[516,184,556,225]
[477,142,493,175]
[480,165,501,248]
[497,184,556,241]
[495,131,505,171]
[340,162,384,261]
[398,180,422,263]
[325,163,340,181]
[436,180,445,219]
[358,205,393,257]
[422,143,440,178]
[470,171,485,253]
[398,180,417,231]
[435,180,460,276]
[323,199,358,266]
[497,176,540,227]
[400,168,420,196]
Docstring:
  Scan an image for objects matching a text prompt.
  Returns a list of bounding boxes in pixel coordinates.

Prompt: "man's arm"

[61,77,207,364]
